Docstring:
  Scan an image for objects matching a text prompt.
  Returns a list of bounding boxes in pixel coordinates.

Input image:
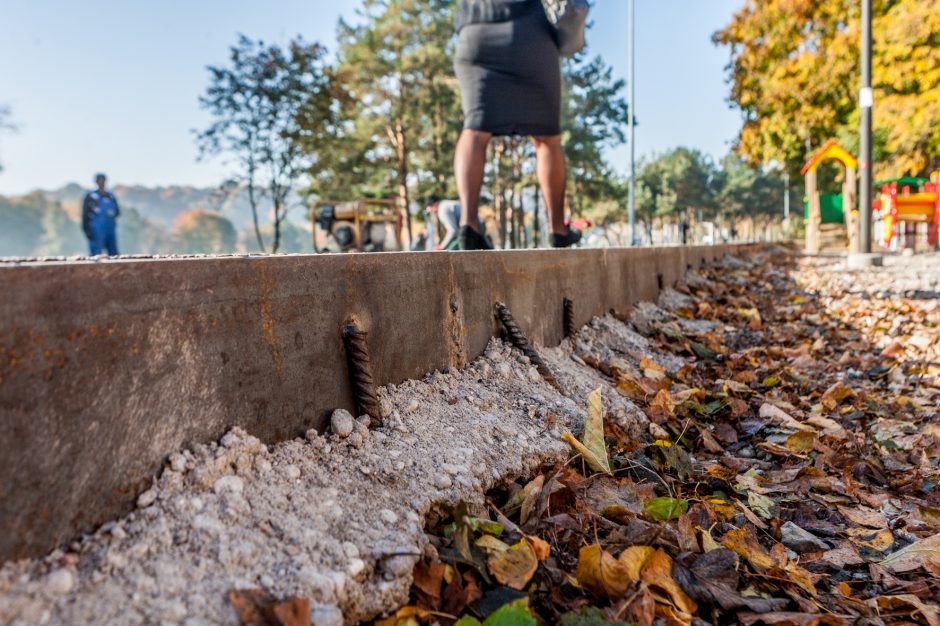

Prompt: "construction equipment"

[312,199,403,253]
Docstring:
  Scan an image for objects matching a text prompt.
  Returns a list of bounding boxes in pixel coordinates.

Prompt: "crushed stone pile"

[0,290,693,625]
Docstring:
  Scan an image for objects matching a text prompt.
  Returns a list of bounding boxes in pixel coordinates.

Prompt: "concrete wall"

[0,244,757,561]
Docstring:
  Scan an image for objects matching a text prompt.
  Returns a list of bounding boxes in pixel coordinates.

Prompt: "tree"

[172,209,237,254]
[562,55,630,215]
[0,193,47,256]
[715,0,940,177]
[197,36,335,253]
[333,0,460,245]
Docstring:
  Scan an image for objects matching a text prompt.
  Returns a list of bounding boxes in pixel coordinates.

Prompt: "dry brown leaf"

[837,505,887,529]
[786,431,815,452]
[821,382,855,411]
[641,548,697,615]
[722,527,776,572]
[879,532,940,574]
[618,545,655,582]
[575,544,633,599]
[846,527,894,553]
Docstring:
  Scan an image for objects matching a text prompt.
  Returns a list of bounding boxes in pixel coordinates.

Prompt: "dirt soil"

[1,249,937,626]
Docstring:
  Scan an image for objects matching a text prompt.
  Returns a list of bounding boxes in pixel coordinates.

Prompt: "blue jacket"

[82,190,120,238]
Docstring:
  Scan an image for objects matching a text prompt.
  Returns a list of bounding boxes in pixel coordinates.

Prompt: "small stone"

[45,568,74,595]
[137,489,157,508]
[442,463,464,476]
[283,464,301,480]
[169,453,187,473]
[737,446,755,458]
[433,474,452,489]
[526,367,541,383]
[331,409,355,438]
[485,349,504,362]
[342,542,360,559]
[346,432,364,449]
[212,475,244,495]
[383,554,415,578]
[305,428,320,441]
[347,558,366,577]
[404,399,420,413]
[780,521,829,553]
[496,362,513,379]
[260,574,274,588]
[310,605,344,626]
[379,509,398,524]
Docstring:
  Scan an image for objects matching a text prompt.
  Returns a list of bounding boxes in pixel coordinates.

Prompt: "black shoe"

[458,225,493,250]
[550,228,582,248]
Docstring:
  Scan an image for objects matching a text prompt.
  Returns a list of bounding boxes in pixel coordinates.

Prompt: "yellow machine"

[312,199,403,253]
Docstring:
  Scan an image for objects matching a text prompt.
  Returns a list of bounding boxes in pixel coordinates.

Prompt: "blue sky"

[0,0,744,195]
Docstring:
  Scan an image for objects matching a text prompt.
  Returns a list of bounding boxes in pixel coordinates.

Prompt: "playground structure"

[877,177,940,250]
[312,198,403,253]
[802,140,858,254]
[803,140,940,253]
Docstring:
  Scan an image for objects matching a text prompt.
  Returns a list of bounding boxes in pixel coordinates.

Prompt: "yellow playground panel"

[802,140,858,253]
[877,177,939,249]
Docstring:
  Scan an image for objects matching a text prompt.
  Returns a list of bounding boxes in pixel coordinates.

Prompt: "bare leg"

[531,135,567,234]
[454,129,492,232]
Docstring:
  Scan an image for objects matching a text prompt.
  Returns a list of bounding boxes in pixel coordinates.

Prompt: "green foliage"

[197,35,336,252]
[0,193,49,256]
[562,54,630,215]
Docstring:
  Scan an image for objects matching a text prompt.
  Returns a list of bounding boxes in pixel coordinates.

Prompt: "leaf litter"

[385,250,939,626]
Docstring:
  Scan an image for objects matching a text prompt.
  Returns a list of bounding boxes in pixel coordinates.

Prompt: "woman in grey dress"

[454,0,581,250]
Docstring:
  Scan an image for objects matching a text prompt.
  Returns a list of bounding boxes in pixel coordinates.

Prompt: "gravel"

[0,310,664,625]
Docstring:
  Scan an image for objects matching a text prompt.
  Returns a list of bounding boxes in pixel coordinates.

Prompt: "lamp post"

[848,0,883,267]
[627,0,636,245]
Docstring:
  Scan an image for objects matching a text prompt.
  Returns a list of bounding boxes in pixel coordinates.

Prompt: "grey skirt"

[455,2,561,136]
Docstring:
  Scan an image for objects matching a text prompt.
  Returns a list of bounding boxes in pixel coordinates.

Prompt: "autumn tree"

[197,36,336,253]
[715,0,940,177]
[172,209,237,254]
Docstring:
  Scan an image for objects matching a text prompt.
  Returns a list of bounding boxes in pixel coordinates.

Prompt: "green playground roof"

[873,176,928,187]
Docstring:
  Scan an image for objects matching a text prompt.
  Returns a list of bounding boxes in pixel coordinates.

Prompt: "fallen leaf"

[455,597,537,626]
[641,548,697,615]
[786,431,815,452]
[721,527,776,572]
[487,539,539,591]
[747,491,777,519]
[617,545,655,581]
[821,382,854,411]
[759,403,814,432]
[562,387,611,475]
[868,594,940,626]
[836,505,887,529]
[644,497,690,520]
[575,544,632,599]
[846,528,894,553]
[878,532,940,573]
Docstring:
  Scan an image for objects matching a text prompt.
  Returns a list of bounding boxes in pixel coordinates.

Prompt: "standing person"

[454,0,581,250]
[82,173,120,256]
[426,195,463,250]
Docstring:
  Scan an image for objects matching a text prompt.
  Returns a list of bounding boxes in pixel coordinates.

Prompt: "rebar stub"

[563,297,575,339]
[341,322,383,427]
[494,301,560,391]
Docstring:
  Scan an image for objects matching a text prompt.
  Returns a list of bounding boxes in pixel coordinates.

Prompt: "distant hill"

[34,182,286,230]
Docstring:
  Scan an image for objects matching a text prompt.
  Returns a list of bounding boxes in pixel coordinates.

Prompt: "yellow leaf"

[562,386,611,475]
[641,549,698,615]
[617,545,655,582]
[575,544,632,599]
[786,431,816,452]
[488,539,539,591]
[722,527,775,572]
[475,534,510,554]
[526,535,551,561]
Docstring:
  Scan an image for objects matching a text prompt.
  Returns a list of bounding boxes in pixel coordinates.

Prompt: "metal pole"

[859,0,873,253]
[627,0,636,245]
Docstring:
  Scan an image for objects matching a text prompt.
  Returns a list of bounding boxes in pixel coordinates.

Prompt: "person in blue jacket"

[82,173,120,256]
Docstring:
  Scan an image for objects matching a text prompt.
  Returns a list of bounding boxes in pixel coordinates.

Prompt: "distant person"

[454,0,580,250]
[82,173,120,256]
[426,195,462,250]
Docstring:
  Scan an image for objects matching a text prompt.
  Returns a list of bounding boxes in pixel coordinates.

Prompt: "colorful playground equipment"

[802,140,859,253]
[876,176,939,249]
